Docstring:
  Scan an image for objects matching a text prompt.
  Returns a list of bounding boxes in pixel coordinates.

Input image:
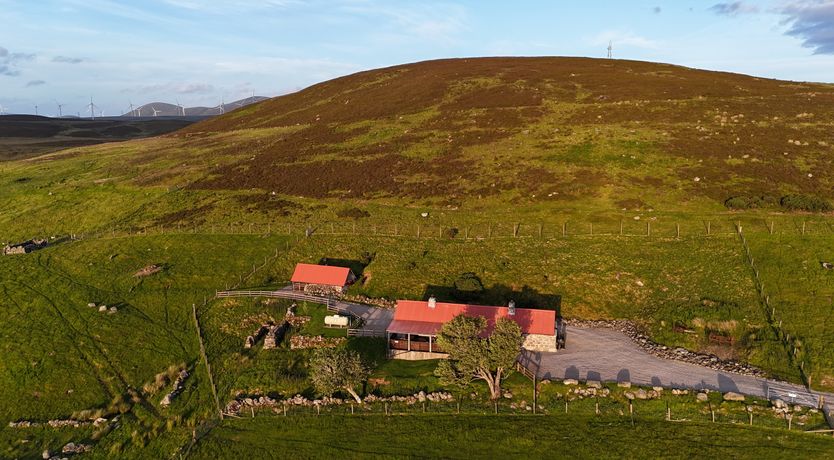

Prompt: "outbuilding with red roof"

[291,263,356,294]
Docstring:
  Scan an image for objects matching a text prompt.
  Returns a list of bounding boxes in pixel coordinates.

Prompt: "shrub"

[453,272,484,300]
[724,195,779,210]
[336,207,370,219]
[779,194,833,213]
[444,227,459,239]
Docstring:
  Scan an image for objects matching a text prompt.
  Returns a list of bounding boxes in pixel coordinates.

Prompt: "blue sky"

[1,0,833,115]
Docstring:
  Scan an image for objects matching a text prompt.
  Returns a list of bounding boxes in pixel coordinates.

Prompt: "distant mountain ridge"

[123,96,269,117]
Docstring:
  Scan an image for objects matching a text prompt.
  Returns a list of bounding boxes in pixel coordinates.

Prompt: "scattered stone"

[108,306,118,314]
[634,389,648,400]
[42,449,51,459]
[624,391,635,400]
[98,306,107,312]
[160,369,189,407]
[771,398,787,409]
[617,381,631,388]
[289,334,345,350]
[723,392,745,402]
[586,380,602,389]
[61,442,91,455]
[133,264,162,278]
[87,303,96,308]
[3,239,48,255]
[696,392,709,402]
[563,379,578,385]
[652,386,664,392]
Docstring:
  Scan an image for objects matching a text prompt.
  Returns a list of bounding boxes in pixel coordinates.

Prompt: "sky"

[0,0,833,116]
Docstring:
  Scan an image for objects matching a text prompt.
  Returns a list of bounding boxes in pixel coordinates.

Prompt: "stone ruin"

[160,369,189,407]
[244,323,272,349]
[3,238,48,255]
[263,323,289,349]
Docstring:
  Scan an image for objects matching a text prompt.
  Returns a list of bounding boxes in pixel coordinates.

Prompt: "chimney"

[428,296,437,309]
[508,300,516,316]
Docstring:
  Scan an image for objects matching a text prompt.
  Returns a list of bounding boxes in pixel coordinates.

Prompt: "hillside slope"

[155,56,834,211]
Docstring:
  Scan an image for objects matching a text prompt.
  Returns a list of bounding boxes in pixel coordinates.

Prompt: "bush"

[453,272,484,300]
[444,227,459,239]
[779,194,833,213]
[724,195,779,210]
[336,207,370,219]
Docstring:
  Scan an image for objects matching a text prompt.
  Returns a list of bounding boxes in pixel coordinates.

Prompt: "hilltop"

[153,56,834,213]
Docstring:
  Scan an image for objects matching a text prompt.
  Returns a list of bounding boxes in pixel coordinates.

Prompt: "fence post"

[513,224,519,237]
[620,219,623,236]
[417,225,421,239]
[676,223,680,238]
[707,221,711,236]
[538,223,543,238]
[590,223,593,236]
[646,222,651,237]
[562,222,567,236]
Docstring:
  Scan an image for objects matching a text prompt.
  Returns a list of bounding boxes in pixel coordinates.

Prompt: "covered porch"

[386,319,447,360]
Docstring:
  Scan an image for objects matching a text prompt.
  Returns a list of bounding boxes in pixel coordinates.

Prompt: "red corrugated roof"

[391,300,555,336]
[290,263,352,287]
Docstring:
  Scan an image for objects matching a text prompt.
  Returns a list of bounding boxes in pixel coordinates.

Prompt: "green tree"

[309,348,369,403]
[434,314,523,400]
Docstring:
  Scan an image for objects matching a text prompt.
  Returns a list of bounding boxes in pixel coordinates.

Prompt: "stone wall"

[522,333,557,352]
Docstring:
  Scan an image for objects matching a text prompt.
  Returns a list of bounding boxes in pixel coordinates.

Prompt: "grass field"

[4,57,834,456]
[189,415,834,459]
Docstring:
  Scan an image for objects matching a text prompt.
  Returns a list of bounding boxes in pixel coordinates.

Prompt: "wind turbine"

[176,99,185,116]
[0,104,7,115]
[55,100,64,117]
[128,101,136,117]
[34,105,38,116]
[151,106,161,117]
[135,105,142,117]
[218,98,225,115]
[87,97,99,120]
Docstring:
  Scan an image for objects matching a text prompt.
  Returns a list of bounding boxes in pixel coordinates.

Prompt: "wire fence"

[22,215,834,247]
[227,395,826,432]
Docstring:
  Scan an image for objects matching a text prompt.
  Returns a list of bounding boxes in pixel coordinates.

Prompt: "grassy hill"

[2,57,834,456]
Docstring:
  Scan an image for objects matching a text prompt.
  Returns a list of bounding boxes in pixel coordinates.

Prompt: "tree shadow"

[318,257,367,278]
[617,368,631,383]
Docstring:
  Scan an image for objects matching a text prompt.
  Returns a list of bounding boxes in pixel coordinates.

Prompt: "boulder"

[723,392,745,402]
[42,450,51,460]
[98,306,107,312]
[696,392,709,402]
[586,380,602,389]
[624,391,635,400]
[617,381,631,388]
[634,389,648,400]
[563,379,578,385]
[771,398,787,409]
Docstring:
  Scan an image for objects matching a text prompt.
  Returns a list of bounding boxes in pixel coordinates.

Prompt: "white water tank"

[324,315,349,327]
